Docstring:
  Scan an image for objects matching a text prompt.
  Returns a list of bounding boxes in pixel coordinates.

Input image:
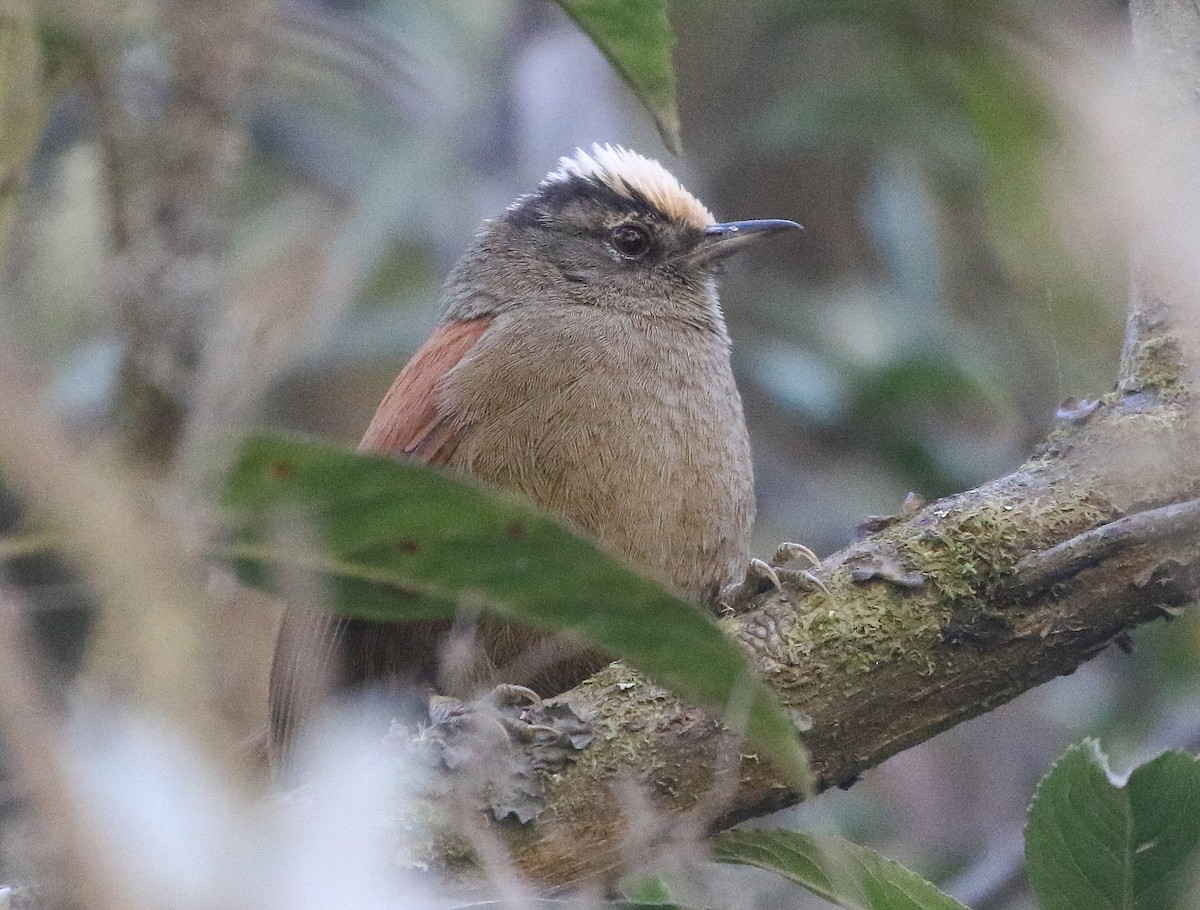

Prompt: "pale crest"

[543,144,715,228]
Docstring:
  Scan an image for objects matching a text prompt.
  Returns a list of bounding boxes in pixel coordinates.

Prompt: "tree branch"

[485,395,1198,887]
[87,0,274,465]
[999,497,1200,599]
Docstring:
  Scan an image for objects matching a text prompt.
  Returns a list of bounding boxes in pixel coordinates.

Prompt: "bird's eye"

[609,224,652,259]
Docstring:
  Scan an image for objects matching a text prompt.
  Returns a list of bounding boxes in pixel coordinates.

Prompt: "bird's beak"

[688,219,803,266]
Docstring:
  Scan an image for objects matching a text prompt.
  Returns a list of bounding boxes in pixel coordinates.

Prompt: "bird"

[267,144,803,771]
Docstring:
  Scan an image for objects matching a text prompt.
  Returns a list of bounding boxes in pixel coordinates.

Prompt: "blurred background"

[2,1,1199,908]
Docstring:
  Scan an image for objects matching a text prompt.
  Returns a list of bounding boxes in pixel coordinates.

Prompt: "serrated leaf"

[553,0,680,153]
[219,432,811,792]
[1025,740,1200,910]
[712,828,969,910]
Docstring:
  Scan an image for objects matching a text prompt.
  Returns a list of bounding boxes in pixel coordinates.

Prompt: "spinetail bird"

[269,144,803,770]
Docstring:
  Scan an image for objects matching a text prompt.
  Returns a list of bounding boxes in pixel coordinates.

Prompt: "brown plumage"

[268,145,800,771]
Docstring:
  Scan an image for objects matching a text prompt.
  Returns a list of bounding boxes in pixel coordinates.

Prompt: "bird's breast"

[440,307,755,600]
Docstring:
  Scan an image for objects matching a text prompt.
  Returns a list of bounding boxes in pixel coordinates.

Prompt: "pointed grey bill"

[688,219,803,265]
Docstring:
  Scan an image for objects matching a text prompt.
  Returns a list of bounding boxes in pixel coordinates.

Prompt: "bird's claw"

[772,541,829,595]
[742,611,785,657]
[719,543,828,613]
[771,541,820,569]
[428,684,556,746]
[719,558,784,613]
[484,683,543,711]
[749,557,784,591]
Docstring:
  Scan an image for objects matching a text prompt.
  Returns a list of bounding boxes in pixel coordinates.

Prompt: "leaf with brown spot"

[219,432,813,793]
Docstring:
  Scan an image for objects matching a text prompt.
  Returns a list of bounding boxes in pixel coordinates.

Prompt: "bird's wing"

[357,316,493,461]
[268,316,493,774]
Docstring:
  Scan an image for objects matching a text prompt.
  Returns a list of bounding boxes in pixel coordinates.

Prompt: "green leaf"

[618,874,674,905]
[219,432,811,792]
[711,828,969,910]
[553,0,680,153]
[1025,740,1200,910]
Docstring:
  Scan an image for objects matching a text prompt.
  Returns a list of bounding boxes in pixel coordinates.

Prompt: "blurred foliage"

[0,0,43,249]
[711,741,1200,910]
[668,0,1126,551]
[11,0,1124,519]
[713,828,971,910]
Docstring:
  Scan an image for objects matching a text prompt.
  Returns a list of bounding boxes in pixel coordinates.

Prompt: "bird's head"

[443,144,801,328]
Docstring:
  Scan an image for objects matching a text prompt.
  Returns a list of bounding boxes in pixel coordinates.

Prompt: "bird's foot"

[719,542,826,614]
[770,541,828,595]
[427,683,592,755]
[719,558,785,614]
[417,684,593,823]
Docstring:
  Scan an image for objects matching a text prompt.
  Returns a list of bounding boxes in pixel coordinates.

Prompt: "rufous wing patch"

[358,316,492,465]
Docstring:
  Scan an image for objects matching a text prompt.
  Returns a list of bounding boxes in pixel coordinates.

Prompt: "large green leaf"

[220,432,810,792]
[711,828,969,910]
[553,0,680,153]
[1025,740,1200,910]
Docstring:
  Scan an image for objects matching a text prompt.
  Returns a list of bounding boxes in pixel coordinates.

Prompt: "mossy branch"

[481,394,1199,888]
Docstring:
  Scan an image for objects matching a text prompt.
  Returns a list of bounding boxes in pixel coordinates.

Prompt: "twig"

[0,588,124,910]
[0,0,43,251]
[1000,498,1200,599]
[0,344,231,758]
